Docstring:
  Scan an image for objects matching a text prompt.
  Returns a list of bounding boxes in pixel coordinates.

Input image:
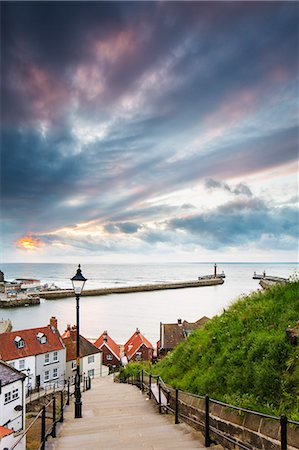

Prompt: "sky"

[0,1,298,263]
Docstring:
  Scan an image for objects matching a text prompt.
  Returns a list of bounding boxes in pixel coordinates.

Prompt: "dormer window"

[37,332,47,344]
[14,336,25,349]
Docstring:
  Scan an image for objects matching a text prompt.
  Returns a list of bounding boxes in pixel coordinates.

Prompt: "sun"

[16,236,41,250]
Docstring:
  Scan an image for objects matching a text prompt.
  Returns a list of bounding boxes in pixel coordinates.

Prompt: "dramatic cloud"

[1,1,298,262]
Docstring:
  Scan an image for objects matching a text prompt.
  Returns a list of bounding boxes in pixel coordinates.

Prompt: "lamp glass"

[72,279,86,295]
[71,265,87,295]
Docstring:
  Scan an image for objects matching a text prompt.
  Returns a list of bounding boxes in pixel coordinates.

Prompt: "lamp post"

[71,264,87,418]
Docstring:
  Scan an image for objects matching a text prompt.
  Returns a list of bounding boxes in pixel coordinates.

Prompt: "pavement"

[46,375,209,450]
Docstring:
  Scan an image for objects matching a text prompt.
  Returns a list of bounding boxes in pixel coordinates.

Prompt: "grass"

[122,280,299,420]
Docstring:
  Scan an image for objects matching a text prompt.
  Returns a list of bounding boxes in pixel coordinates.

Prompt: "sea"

[1,262,297,346]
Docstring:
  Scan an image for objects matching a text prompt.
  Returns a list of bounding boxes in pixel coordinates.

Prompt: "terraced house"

[62,324,104,382]
[0,317,66,390]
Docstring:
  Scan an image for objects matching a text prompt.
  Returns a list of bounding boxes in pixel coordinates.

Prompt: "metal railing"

[123,370,299,450]
[10,376,91,450]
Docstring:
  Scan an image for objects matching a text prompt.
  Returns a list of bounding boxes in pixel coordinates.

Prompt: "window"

[88,355,94,364]
[12,388,19,400]
[37,332,47,344]
[14,336,25,349]
[71,361,76,370]
[45,353,50,364]
[19,359,25,370]
[4,392,11,404]
[10,361,15,368]
[106,354,113,361]
[135,352,142,361]
[53,368,58,379]
[88,369,94,378]
[44,370,50,382]
[53,351,58,362]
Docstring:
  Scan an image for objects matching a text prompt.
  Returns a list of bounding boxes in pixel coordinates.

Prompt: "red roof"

[124,329,153,360]
[94,331,120,360]
[62,326,101,362]
[0,325,64,361]
[0,426,13,438]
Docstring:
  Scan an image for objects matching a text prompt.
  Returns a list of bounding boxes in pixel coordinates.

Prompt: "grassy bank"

[154,280,299,419]
[121,280,299,419]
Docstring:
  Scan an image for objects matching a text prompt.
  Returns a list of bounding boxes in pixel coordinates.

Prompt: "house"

[124,329,153,362]
[158,316,210,357]
[62,325,103,382]
[94,331,120,369]
[0,360,26,450]
[0,317,66,390]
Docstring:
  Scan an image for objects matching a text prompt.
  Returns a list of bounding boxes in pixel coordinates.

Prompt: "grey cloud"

[167,199,298,249]
[205,179,253,197]
[105,222,140,234]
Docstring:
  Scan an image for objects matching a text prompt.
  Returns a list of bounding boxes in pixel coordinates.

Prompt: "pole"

[205,395,210,447]
[52,395,56,438]
[74,294,82,418]
[60,390,64,422]
[141,370,144,392]
[67,379,70,405]
[175,388,179,424]
[280,415,287,450]
[149,374,152,399]
[41,405,46,450]
[158,382,162,414]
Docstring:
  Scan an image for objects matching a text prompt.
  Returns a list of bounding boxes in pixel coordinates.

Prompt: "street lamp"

[71,264,87,418]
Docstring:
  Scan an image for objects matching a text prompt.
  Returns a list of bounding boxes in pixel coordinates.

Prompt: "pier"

[41,278,224,300]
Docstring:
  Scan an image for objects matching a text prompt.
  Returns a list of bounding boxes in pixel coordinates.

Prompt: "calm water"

[1,262,297,345]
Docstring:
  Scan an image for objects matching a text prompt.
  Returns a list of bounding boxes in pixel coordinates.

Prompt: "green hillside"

[154,280,299,419]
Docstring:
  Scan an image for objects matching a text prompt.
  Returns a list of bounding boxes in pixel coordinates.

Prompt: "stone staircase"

[46,375,219,450]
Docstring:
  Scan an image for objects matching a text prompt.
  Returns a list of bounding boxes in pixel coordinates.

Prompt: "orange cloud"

[16,236,42,250]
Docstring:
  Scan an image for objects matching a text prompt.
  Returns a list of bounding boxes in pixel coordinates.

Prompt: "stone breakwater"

[41,278,224,300]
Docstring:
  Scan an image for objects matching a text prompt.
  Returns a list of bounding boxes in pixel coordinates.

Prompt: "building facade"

[0,317,66,390]
[0,361,26,450]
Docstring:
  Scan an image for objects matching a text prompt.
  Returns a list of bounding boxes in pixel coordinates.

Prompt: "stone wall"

[166,387,299,450]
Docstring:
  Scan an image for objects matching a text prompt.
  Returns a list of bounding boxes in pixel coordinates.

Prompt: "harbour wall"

[41,278,224,300]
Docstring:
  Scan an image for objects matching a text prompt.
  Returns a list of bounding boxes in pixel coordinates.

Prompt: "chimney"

[103,331,108,342]
[70,325,77,341]
[136,328,140,334]
[177,319,182,325]
[50,316,58,330]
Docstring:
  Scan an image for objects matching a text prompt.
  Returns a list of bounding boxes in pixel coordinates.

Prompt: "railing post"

[41,405,46,450]
[52,395,56,438]
[149,374,152,399]
[141,370,144,392]
[158,382,162,414]
[88,376,91,390]
[60,390,64,423]
[67,380,70,405]
[175,388,179,424]
[166,390,170,414]
[205,394,210,447]
[280,414,287,450]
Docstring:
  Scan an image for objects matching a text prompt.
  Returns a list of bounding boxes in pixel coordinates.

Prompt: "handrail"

[126,370,299,450]
[209,398,281,421]
[10,396,54,450]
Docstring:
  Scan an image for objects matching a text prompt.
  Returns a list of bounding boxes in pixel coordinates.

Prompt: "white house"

[0,317,66,390]
[0,361,26,450]
[62,324,104,383]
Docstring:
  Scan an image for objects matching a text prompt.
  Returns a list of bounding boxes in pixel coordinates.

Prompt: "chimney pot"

[178,318,182,325]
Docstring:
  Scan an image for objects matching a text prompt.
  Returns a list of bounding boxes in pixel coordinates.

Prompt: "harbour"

[0,262,296,344]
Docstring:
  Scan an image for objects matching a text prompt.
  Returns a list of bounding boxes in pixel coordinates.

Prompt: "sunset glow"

[16,236,41,250]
